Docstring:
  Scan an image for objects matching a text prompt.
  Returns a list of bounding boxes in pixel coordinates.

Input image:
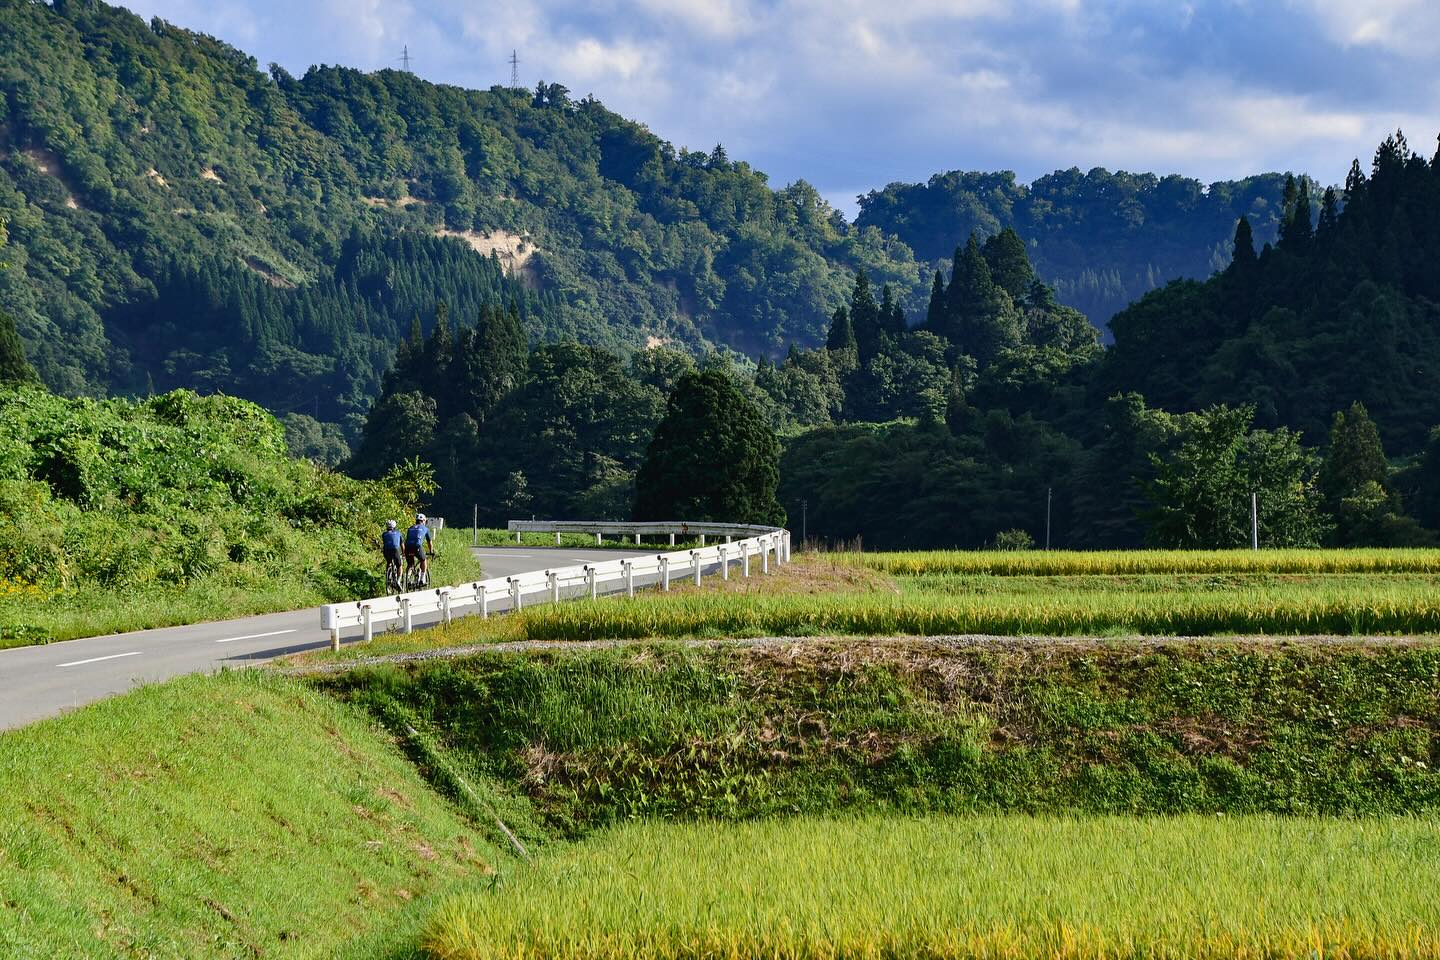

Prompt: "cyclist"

[381,520,403,591]
[403,513,434,587]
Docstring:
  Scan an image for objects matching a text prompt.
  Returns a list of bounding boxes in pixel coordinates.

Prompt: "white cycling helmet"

[386,519,397,530]
[416,513,426,522]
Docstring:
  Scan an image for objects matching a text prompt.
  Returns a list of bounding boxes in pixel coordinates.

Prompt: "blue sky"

[125,0,1439,217]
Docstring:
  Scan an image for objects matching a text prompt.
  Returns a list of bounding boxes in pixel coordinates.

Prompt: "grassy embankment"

[0,670,516,960]
[422,815,1440,960]
[0,387,479,648]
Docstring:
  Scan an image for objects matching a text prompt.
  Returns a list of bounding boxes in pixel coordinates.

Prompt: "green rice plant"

[475,579,1440,641]
[841,547,1440,577]
[422,815,1440,960]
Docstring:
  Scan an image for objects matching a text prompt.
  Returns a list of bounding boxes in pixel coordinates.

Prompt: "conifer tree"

[825,305,856,352]
[981,227,1034,302]
[1230,216,1256,267]
[0,311,37,384]
[633,369,784,525]
[1320,401,1390,507]
[1317,187,1340,240]
[848,269,882,360]
[924,270,946,330]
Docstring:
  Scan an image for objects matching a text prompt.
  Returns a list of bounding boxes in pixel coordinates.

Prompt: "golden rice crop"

[495,579,1440,641]
[842,548,1440,577]
[422,815,1440,960]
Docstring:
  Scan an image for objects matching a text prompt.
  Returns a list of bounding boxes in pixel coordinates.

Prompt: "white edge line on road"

[57,651,143,668]
[472,553,533,558]
[215,629,298,644]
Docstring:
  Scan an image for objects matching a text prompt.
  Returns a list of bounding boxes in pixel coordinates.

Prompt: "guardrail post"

[692,550,702,586]
[329,627,340,652]
[587,566,597,599]
[362,604,373,643]
[548,571,559,603]
[761,539,770,574]
[515,529,521,544]
[400,596,412,634]
[669,533,676,546]
[556,531,562,546]
[660,556,670,591]
[623,560,634,597]
[725,535,732,544]
[510,578,522,611]
[741,542,750,577]
[784,532,792,562]
[719,547,729,581]
[699,534,706,546]
[596,532,602,546]
[440,590,452,626]
[478,583,488,619]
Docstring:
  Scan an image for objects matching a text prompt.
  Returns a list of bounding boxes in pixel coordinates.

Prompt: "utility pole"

[1045,487,1052,551]
[801,499,808,547]
[1251,492,1259,550]
[398,45,413,73]
[509,49,520,87]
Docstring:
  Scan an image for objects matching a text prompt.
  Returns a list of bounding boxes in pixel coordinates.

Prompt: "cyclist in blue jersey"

[381,520,403,591]
[404,513,434,587]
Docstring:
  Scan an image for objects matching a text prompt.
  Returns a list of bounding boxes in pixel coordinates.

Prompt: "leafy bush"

[0,386,421,644]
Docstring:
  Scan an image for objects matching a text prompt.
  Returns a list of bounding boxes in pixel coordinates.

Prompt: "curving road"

[0,547,652,731]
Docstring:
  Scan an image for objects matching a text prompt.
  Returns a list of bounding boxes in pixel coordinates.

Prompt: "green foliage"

[858,167,1291,326]
[1144,404,1327,548]
[1105,132,1440,453]
[992,528,1034,551]
[634,369,784,525]
[321,640,1440,831]
[0,385,421,644]
[0,0,922,414]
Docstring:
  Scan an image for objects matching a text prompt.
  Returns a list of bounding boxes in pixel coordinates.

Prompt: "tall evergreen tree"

[1319,401,1390,506]
[924,270,946,329]
[849,269,883,360]
[825,305,856,352]
[981,227,1034,302]
[1317,187,1340,240]
[0,311,37,385]
[633,369,784,525]
[1230,216,1256,267]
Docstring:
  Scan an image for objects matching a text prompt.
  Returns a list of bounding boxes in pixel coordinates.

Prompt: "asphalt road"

[0,546,653,731]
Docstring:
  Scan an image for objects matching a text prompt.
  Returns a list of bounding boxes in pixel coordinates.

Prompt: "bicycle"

[385,555,403,593]
[403,551,432,591]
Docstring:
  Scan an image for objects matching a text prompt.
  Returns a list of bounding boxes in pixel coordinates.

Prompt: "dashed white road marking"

[215,629,298,644]
[57,651,142,668]
[473,553,534,558]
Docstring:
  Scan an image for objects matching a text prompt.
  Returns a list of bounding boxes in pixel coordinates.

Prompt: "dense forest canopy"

[0,0,922,436]
[355,131,1440,551]
[856,168,1294,329]
[2,0,1305,448]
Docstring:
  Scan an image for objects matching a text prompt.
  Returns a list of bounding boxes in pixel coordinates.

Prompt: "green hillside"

[856,168,1292,328]
[0,0,922,438]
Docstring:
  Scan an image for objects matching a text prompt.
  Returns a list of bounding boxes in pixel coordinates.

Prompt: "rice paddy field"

[421,815,1440,960]
[307,548,1440,661]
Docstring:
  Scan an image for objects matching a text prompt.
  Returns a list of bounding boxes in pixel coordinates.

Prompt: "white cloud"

[1296,0,1440,56]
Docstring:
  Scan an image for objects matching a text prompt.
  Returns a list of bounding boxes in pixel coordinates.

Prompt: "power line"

[398,45,413,73]
[509,49,520,87]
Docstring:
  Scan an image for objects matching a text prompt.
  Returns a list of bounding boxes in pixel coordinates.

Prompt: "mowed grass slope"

[423,815,1440,960]
[0,671,498,960]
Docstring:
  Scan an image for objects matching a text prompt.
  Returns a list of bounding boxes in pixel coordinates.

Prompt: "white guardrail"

[319,520,791,650]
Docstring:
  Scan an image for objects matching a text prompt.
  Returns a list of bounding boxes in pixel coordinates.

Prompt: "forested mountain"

[0,0,921,437]
[856,168,1293,328]
[2,0,1315,446]
[1102,136,1440,454]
